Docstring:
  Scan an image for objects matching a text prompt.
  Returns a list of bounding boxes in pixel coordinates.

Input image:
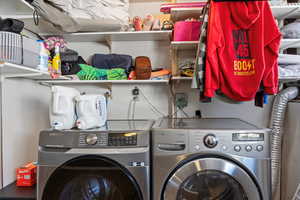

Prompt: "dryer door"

[41,155,143,200]
[163,157,261,200]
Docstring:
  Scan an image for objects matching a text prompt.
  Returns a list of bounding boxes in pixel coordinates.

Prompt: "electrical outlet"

[175,93,188,109]
[132,87,139,96]
[132,87,139,101]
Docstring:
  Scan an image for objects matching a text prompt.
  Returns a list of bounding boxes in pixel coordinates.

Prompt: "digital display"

[232,133,264,141]
[108,132,137,146]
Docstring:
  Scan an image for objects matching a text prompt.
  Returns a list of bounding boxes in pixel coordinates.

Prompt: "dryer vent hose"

[270,87,299,197]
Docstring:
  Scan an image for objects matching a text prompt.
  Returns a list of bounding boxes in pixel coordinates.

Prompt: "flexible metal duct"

[271,87,299,198]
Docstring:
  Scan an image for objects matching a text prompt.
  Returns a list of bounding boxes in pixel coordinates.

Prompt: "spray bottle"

[52,44,61,75]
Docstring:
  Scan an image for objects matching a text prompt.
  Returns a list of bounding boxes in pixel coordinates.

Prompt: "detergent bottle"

[37,40,49,72]
[75,94,107,130]
[49,86,80,130]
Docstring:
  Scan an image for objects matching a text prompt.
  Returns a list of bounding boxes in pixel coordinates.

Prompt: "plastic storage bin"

[173,21,202,41]
[0,31,22,64]
[0,31,39,69]
[23,36,39,68]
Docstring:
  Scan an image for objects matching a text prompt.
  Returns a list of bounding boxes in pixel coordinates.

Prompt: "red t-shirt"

[205,1,281,101]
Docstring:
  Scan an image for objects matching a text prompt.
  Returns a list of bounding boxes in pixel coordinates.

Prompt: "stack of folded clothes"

[281,20,300,39]
[278,54,300,77]
[77,64,127,80]
[64,53,171,81]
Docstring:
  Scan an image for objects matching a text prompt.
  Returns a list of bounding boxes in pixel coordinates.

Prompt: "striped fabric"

[191,0,211,100]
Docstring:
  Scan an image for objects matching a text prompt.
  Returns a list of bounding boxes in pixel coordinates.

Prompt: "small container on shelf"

[0,32,39,68]
[16,162,37,187]
[173,21,202,41]
[52,44,62,75]
[37,40,49,72]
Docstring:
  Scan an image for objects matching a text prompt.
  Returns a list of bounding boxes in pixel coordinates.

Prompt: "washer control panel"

[190,131,269,157]
[79,132,138,147]
[108,132,137,146]
[79,133,108,146]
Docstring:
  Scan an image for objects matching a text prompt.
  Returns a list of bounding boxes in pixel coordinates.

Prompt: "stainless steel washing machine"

[38,120,153,200]
[152,118,271,200]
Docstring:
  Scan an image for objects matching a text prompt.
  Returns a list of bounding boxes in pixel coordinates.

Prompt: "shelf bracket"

[280,40,300,51]
[104,36,112,53]
[38,81,52,88]
[278,7,300,20]
[277,7,300,29]
[3,73,44,79]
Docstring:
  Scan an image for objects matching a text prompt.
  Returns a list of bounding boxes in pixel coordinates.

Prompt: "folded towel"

[279,64,300,77]
[278,54,300,65]
[281,19,300,39]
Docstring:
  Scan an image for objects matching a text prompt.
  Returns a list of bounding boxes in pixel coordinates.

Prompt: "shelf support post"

[171,47,178,76]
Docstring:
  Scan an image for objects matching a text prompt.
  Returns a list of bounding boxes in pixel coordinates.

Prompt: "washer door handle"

[158,143,185,151]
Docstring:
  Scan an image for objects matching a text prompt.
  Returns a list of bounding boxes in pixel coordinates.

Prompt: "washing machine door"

[163,157,261,200]
[41,155,143,200]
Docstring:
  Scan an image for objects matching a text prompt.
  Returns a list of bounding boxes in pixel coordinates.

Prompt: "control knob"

[256,145,264,152]
[86,134,98,145]
[203,134,218,148]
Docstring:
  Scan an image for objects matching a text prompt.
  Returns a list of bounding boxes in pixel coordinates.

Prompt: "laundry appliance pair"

[37,118,271,200]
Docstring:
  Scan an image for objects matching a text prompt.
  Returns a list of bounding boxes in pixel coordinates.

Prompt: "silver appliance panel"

[39,120,154,148]
[65,119,154,131]
[153,129,270,159]
[154,118,261,130]
[38,119,153,200]
[152,118,271,200]
[281,102,300,200]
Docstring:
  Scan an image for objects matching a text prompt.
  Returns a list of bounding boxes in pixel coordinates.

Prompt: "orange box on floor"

[16,162,37,187]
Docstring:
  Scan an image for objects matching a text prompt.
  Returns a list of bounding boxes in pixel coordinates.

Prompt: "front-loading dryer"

[152,118,271,200]
[38,119,153,200]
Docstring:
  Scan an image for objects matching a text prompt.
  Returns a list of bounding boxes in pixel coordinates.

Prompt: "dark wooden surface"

[0,182,36,200]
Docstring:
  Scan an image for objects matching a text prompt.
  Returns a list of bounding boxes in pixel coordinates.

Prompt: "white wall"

[2,78,50,187]
[0,0,32,15]
[173,82,273,127]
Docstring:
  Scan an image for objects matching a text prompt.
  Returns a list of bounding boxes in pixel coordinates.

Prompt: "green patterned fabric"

[77,64,127,80]
[107,68,127,80]
[77,64,99,80]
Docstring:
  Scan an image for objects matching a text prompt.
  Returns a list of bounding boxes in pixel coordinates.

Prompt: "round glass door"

[42,155,143,200]
[163,158,261,200]
[177,170,247,200]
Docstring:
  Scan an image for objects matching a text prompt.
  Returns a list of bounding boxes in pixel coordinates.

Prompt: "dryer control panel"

[189,130,270,158]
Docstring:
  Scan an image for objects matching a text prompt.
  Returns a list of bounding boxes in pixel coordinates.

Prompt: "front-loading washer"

[152,118,271,200]
[38,119,153,200]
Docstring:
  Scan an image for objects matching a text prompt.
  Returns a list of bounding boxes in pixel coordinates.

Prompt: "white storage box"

[0,32,39,69]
